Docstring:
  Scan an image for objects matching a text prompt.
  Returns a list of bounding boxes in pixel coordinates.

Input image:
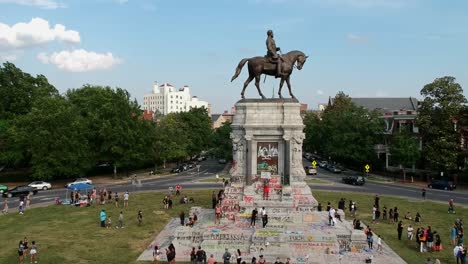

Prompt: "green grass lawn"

[0,189,464,263]
[313,191,466,264]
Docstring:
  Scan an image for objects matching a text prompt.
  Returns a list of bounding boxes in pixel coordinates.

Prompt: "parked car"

[342,175,365,186]
[218,159,227,164]
[427,180,456,191]
[304,166,317,175]
[318,161,328,168]
[188,163,194,169]
[65,178,92,188]
[181,164,188,171]
[28,181,52,190]
[0,184,7,195]
[171,167,181,173]
[3,185,38,198]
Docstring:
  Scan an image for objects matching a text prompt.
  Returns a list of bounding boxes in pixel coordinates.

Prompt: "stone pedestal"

[138,99,406,264]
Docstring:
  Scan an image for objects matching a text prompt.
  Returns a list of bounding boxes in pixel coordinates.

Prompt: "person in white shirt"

[124,191,129,207]
[407,225,414,240]
[377,235,383,252]
[329,207,336,226]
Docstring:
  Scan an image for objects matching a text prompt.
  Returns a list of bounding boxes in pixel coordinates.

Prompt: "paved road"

[303,159,468,206]
[3,159,468,210]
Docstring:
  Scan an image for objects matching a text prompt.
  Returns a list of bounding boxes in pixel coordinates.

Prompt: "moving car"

[65,178,92,188]
[0,184,7,195]
[327,164,342,174]
[342,175,365,186]
[427,180,456,191]
[3,185,38,198]
[28,181,52,190]
[318,161,328,168]
[304,166,317,175]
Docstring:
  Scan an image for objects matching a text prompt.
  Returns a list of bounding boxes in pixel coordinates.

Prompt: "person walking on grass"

[124,191,129,207]
[138,210,143,226]
[117,211,124,229]
[422,188,426,200]
[18,240,24,264]
[100,209,106,227]
[114,192,119,207]
[397,221,404,240]
[449,199,455,214]
[30,241,38,264]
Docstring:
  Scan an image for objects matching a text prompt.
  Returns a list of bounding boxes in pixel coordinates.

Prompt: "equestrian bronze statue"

[231,30,308,99]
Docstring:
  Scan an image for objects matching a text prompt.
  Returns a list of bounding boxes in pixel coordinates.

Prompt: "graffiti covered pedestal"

[138,100,406,264]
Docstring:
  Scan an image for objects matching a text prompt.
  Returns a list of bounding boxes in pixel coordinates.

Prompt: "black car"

[3,185,38,198]
[342,175,365,186]
[428,180,456,191]
[171,167,181,173]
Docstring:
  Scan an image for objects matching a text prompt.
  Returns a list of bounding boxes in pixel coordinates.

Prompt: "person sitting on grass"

[404,212,412,221]
[106,216,112,228]
[415,212,421,223]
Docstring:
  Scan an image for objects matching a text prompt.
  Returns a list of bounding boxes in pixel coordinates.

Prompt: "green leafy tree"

[417,76,466,175]
[319,92,383,166]
[389,131,420,182]
[303,112,323,155]
[211,122,233,160]
[13,96,93,180]
[153,113,189,166]
[0,62,58,167]
[177,107,212,157]
[0,62,57,119]
[67,85,152,177]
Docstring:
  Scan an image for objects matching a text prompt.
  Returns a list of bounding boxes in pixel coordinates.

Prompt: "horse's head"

[296,53,309,70]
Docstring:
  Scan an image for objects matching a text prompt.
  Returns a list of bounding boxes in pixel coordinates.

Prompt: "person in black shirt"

[251,208,258,227]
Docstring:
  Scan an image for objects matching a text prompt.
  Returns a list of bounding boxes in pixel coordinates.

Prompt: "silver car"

[28,181,52,190]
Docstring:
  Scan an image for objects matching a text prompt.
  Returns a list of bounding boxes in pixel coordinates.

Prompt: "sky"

[1,0,467,113]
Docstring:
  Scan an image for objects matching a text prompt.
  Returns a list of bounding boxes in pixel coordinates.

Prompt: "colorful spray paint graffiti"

[257,142,278,174]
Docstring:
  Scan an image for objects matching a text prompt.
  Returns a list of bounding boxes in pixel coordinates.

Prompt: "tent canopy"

[67,183,94,191]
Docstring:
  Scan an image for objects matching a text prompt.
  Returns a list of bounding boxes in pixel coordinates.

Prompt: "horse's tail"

[230,58,248,82]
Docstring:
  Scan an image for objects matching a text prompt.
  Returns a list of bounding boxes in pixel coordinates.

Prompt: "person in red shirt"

[175,184,182,196]
[263,181,269,200]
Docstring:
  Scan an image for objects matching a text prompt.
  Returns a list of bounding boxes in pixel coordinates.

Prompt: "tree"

[177,107,212,157]
[417,76,466,175]
[0,62,58,168]
[67,85,153,177]
[389,131,420,182]
[153,113,189,167]
[318,92,383,166]
[303,112,323,155]
[0,62,57,119]
[12,96,93,180]
[211,122,232,160]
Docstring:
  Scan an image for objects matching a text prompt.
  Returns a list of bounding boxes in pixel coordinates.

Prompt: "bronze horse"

[231,50,308,99]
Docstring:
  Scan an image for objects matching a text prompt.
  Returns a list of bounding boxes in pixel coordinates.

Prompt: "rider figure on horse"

[266,30,283,78]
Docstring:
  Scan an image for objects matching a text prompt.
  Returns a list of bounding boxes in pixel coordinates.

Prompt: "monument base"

[137,100,405,263]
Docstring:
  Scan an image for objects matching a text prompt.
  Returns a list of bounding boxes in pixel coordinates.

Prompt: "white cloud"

[0,0,64,9]
[37,49,122,72]
[316,89,324,95]
[347,33,368,43]
[0,18,80,49]
[0,50,22,61]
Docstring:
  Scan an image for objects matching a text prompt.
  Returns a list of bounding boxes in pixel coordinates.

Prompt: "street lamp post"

[196,165,201,177]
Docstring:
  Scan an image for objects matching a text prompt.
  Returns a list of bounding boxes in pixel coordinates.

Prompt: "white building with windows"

[143,82,210,116]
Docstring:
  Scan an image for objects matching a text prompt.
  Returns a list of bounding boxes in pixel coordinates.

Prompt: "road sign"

[312,160,317,168]
[365,164,370,173]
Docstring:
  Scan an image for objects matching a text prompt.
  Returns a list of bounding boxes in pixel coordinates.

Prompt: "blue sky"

[1,0,467,112]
